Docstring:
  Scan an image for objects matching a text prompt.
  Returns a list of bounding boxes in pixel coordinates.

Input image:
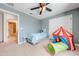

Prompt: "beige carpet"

[0,39,79,56]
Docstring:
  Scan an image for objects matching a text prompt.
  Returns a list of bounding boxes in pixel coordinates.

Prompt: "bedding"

[28,32,47,45]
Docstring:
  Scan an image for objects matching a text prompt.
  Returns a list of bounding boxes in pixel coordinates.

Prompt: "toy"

[48,42,68,54]
[48,26,76,54]
[52,26,76,50]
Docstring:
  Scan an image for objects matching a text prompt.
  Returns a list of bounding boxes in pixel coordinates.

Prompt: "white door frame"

[0,8,20,44]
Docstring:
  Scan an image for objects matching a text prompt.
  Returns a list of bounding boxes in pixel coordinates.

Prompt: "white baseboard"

[18,40,26,45]
[75,43,79,47]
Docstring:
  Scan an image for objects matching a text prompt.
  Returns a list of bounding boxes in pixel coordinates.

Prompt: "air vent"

[7,3,14,7]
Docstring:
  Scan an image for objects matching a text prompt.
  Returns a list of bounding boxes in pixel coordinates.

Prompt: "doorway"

[0,8,20,44]
[8,21,17,43]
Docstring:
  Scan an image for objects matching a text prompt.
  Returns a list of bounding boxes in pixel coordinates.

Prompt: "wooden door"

[8,22,16,37]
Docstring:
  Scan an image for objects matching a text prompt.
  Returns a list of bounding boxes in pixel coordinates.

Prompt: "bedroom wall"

[49,14,72,35]
[40,8,79,43]
[0,3,40,43]
[0,11,3,42]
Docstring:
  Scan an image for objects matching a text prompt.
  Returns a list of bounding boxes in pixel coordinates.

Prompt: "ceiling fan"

[30,3,52,15]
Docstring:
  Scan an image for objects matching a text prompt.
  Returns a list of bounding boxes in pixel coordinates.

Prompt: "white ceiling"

[13,3,79,20]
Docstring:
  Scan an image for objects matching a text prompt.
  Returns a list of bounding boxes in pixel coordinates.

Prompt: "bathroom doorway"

[8,20,17,43]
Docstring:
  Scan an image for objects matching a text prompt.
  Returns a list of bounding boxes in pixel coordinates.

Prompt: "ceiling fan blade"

[46,7,52,12]
[31,7,40,10]
[40,10,42,15]
[46,3,50,5]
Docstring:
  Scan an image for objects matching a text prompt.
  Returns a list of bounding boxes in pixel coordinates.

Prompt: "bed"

[27,32,47,45]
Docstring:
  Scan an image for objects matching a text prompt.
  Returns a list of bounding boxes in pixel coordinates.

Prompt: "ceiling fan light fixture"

[39,6,46,12]
[42,6,46,12]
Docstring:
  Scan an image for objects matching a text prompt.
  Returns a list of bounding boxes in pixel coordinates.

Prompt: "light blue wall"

[0,3,41,42]
[41,8,79,43]
[40,19,49,35]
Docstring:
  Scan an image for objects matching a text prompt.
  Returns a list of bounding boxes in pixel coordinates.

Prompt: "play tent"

[52,26,76,50]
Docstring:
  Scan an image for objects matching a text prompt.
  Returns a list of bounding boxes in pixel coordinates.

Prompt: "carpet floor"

[0,39,79,56]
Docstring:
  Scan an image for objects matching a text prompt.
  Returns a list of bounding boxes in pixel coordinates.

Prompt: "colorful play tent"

[52,26,76,50]
[48,26,76,55]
